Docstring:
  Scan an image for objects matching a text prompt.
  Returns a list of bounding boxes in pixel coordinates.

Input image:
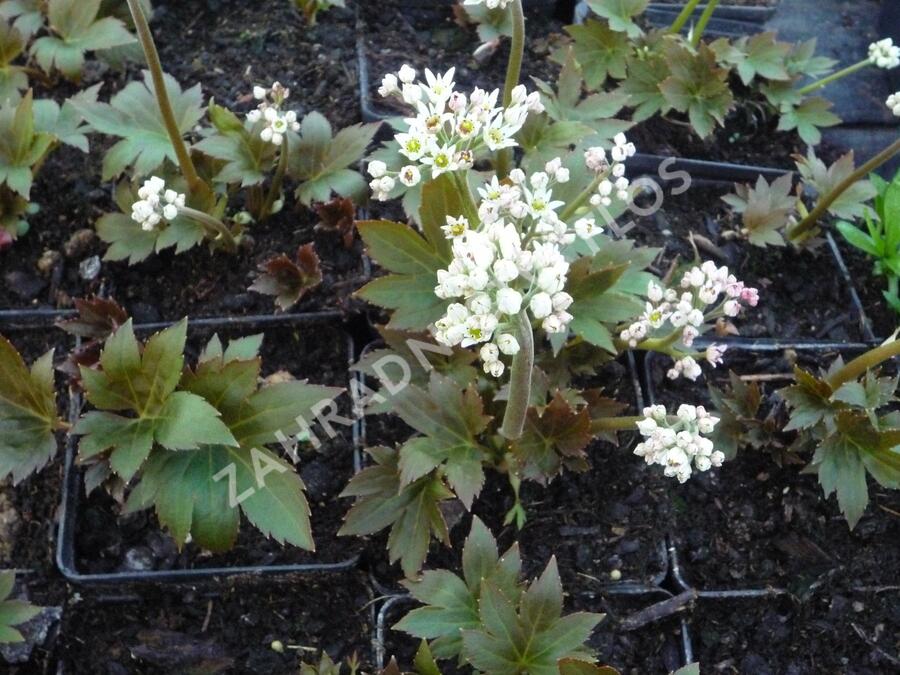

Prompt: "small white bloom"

[399,165,421,187]
[480,342,499,363]
[367,160,387,178]
[705,344,727,367]
[529,292,553,319]
[398,64,417,84]
[487,360,505,377]
[496,288,523,315]
[869,38,900,69]
[496,333,520,355]
[887,92,900,117]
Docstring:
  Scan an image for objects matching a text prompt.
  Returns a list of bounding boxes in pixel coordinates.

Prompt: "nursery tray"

[575,1,776,37]
[55,311,364,585]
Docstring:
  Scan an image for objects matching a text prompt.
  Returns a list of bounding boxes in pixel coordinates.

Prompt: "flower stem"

[691,0,720,46]
[797,59,870,95]
[453,170,480,224]
[787,137,900,243]
[635,329,684,354]
[668,0,703,33]
[260,135,289,220]
[826,339,900,390]
[558,173,603,222]
[178,206,237,252]
[496,0,525,179]
[591,415,642,432]
[500,310,535,441]
[125,0,204,196]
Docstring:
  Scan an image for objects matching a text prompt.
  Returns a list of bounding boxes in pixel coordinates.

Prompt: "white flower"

[496,288,523,315]
[378,74,399,97]
[706,344,726,367]
[399,165,421,187]
[634,404,722,483]
[398,64,417,84]
[486,360,505,377]
[869,38,900,69]
[492,259,519,283]
[131,176,184,232]
[887,92,900,117]
[551,292,573,312]
[530,292,553,319]
[496,333,520,355]
[367,160,387,178]
[509,168,526,184]
[584,146,608,172]
[480,343,499,363]
[253,85,267,100]
[574,217,600,239]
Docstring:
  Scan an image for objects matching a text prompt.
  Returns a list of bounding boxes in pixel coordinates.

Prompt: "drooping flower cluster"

[370,65,543,200]
[130,176,185,232]
[868,38,900,70]
[619,262,758,380]
[887,92,900,117]
[585,135,636,208]
[246,82,300,146]
[635,404,724,483]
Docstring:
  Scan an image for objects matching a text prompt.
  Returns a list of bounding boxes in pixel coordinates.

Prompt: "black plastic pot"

[575,1,774,38]
[55,311,364,585]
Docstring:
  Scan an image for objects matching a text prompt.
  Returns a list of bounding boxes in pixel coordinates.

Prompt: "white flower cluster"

[130,176,185,232]
[887,92,900,117]
[869,38,900,69]
[585,134,636,208]
[432,159,606,377]
[618,262,758,380]
[635,404,724,483]
[463,0,513,9]
[370,65,543,200]
[246,82,300,146]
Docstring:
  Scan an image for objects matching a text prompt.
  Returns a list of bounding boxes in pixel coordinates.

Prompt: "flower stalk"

[787,137,900,242]
[178,206,237,252]
[668,0,703,34]
[125,0,204,195]
[826,339,900,390]
[499,310,534,441]
[496,0,525,179]
[261,135,289,220]
[797,59,870,95]
[691,0,720,47]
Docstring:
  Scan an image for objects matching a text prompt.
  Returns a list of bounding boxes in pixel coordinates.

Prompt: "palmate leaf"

[795,149,877,221]
[357,209,452,330]
[0,0,44,39]
[33,84,99,153]
[784,38,836,79]
[287,111,379,206]
[587,0,648,38]
[563,19,630,89]
[31,0,135,80]
[721,173,796,247]
[72,70,205,180]
[711,33,791,86]
[659,42,734,138]
[395,517,522,660]
[779,365,834,431]
[617,51,671,122]
[0,571,41,644]
[777,96,840,146]
[514,392,593,483]
[0,335,62,484]
[339,446,454,578]
[461,558,603,675]
[455,0,514,43]
[0,21,28,102]
[0,91,55,199]
[194,100,276,187]
[566,255,642,353]
[249,243,323,312]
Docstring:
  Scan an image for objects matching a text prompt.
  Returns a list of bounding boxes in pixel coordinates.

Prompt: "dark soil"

[71,320,363,576]
[835,236,896,340]
[628,183,868,341]
[361,0,565,120]
[645,347,900,672]
[0,0,368,319]
[59,572,373,674]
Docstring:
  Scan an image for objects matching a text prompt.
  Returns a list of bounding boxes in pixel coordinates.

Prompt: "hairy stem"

[788,137,900,242]
[125,0,203,195]
[668,0,703,33]
[495,0,525,178]
[261,135,289,220]
[691,0,720,46]
[179,206,237,252]
[500,310,535,441]
[826,339,900,390]
[797,59,869,95]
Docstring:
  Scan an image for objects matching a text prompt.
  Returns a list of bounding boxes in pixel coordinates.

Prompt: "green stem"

[668,0,703,33]
[495,0,525,179]
[500,310,535,441]
[635,329,684,353]
[559,173,603,222]
[591,415,643,432]
[797,59,870,95]
[691,0,720,46]
[453,171,480,224]
[788,137,900,242]
[179,206,237,252]
[260,135,289,220]
[826,340,900,390]
[125,0,204,195]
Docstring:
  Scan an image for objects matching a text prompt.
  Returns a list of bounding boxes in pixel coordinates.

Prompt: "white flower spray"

[635,404,724,483]
[247,82,300,146]
[131,176,185,232]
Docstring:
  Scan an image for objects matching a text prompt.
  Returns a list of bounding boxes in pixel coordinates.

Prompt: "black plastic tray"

[55,311,364,585]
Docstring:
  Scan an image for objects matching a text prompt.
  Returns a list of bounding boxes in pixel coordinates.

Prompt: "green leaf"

[587,0,648,38]
[0,21,28,101]
[0,571,41,645]
[515,392,593,482]
[30,0,135,79]
[836,220,880,257]
[357,219,450,330]
[785,38,836,79]
[249,244,323,312]
[0,336,60,484]
[195,100,275,186]
[712,33,791,85]
[289,112,379,206]
[659,43,734,138]
[796,149,877,220]
[566,256,642,352]
[721,173,795,247]
[618,52,671,122]
[779,365,834,431]
[0,91,55,199]
[72,70,205,180]
[339,446,453,577]
[0,0,45,39]
[777,96,841,146]
[564,19,630,88]
[832,371,897,410]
